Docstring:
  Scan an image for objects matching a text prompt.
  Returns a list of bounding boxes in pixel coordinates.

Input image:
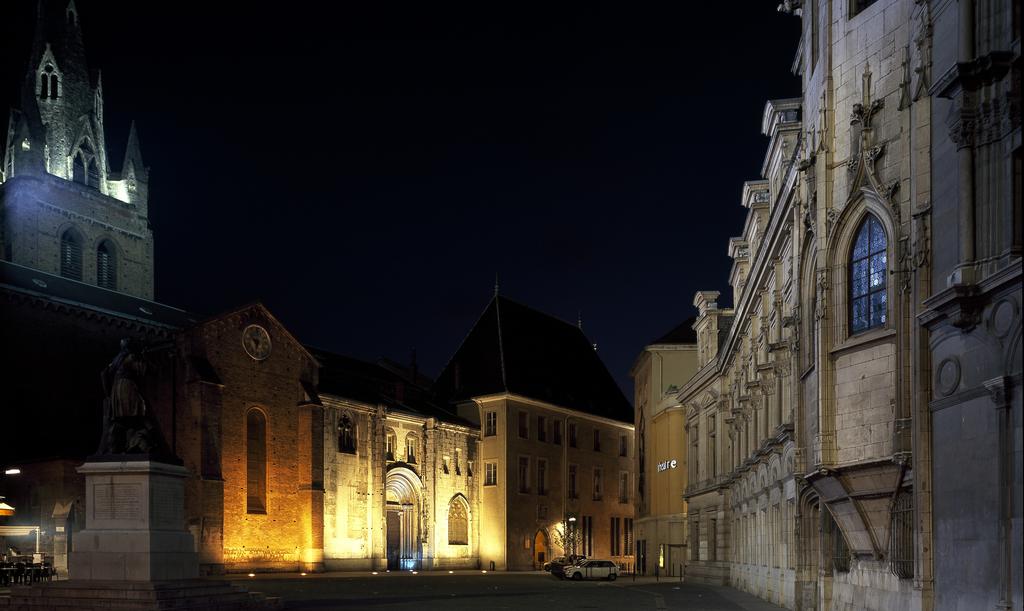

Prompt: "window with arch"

[849,213,887,334]
[72,140,100,188]
[60,228,83,281]
[405,434,418,463]
[39,64,58,100]
[246,409,267,514]
[337,413,356,454]
[96,239,116,290]
[385,429,396,460]
[448,497,469,545]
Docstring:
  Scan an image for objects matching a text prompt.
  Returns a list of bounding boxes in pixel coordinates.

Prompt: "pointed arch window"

[337,413,356,454]
[72,140,100,189]
[60,228,83,281]
[448,497,469,545]
[39,64,58,100]
[246,409,267,514]
[72,152,86,184]
[96,239,116,290]
[849,214,887,334]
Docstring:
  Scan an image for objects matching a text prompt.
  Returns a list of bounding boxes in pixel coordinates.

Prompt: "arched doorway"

[385,467,421,570]
[533,530,549,569]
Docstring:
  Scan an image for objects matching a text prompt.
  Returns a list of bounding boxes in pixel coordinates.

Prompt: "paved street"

[227,571,786,610]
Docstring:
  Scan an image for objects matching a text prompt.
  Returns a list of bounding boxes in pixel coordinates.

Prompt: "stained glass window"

[849,214,887,333]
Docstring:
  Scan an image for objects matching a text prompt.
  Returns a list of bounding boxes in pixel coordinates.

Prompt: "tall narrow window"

[246,409,267,514]
[537,416,547,442]
[60,228,83,281]
[337,414,356,454]
[518,456,530,493]
[890,490,914,579]
[96,240,116,290]
[484,411,497,436]
[484,462,497,486]
[537,459,547,495]
[568,423,578,448]
[618,471,629,504]
[385,430,396,460]
[50,73,58,99]
[454,448,462,475]
[593,429,601,452]
[592,468,603,500]
[72,152,86,184]
[850,214,887,333]
[553,421,563,445]
[406,435,418,463]
[518,411,529,439]
[448,498,469,545]
[568,464,578,498]
[619,434,628,457]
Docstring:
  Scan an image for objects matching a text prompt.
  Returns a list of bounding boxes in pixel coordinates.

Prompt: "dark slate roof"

[650,317,697,345]
[433,296,634,423]
[0,260,198,329]
[310,347,473,426]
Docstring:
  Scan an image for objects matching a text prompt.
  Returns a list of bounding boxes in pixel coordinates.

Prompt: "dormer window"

[39,64,58,100]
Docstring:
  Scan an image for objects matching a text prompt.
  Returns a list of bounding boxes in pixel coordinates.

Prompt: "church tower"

[1,0,154,299]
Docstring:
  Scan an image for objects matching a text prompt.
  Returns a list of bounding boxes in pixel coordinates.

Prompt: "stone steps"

[3,580,282,610]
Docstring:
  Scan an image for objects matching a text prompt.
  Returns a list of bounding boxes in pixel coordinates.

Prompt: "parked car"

[544,555,586,577]
[563,559,619,581]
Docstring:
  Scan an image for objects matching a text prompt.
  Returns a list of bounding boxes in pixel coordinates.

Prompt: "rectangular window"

[569,423,578,448]
[568,464,578,498]
[484,411,497,437]
[618,471,629,504]
[454,449,461,475]
[406,437,417,463]
[385,433,396,461]
[484,462,497,486]
[442,455,450,474]
[537,459,547,495]
[592,468,603,500]
[537,416,547,442]
[593,429,601,452]
[583,516,594,556]
[518,456,530,493]
[619,434,628,457]
[625,518,634,555]
[518,411,529,439]
[610,517,621,556]
[553,421,563,445]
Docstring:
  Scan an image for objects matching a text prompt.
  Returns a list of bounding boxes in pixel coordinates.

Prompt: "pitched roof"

[650,316,697,345]
[311,348,473,427]
[433,295,634,423]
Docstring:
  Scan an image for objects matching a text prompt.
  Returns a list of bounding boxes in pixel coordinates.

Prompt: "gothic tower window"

[849,213,887,334]
[96,239,116,290]
[337,413,356,454]
[246,409,267,514]
[72,152,86,184]
[448,497,468,545]
[39,64,58,100]
[59,228,83,281]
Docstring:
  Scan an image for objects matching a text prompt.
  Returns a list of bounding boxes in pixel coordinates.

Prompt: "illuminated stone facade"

[630,321,698,576]
[320,394,480,571]
[1,0,153,299]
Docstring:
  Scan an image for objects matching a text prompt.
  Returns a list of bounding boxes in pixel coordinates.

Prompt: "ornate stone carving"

[911,1,932,101]
[814,270,828,321]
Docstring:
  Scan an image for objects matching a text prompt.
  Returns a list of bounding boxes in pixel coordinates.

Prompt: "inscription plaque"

[94,483,143,521]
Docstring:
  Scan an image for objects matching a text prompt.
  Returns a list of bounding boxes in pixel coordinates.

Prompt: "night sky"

[2,2,801,397]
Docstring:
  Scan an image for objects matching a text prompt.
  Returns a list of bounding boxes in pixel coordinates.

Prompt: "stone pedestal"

[3,460,280,610]
[69,460,198,581]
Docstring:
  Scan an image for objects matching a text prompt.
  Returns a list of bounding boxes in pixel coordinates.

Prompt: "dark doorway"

[386,510,401,570]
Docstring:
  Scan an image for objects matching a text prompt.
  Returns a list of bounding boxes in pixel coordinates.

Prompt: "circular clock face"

[242,324,272,361]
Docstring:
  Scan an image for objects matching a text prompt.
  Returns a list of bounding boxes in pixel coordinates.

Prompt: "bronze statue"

[94,338,176,461]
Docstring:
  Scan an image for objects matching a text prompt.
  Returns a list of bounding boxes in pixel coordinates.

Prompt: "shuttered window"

[96,240,116,290]
[60,228,83,281]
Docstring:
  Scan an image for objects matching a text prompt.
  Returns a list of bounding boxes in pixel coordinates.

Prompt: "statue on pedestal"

[94,338,177,462]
